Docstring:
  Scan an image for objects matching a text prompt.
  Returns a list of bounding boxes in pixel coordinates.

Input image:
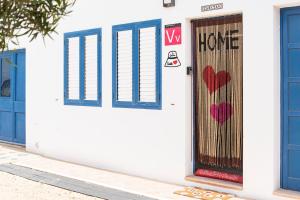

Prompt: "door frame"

[191,14,243,175]
[0,49,26,146]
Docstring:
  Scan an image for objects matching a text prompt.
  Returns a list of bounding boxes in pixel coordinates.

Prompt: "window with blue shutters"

[64,28,102,106]
[112,19,162,109]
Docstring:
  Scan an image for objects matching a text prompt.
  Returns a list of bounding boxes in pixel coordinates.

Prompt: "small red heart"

[173,60,178,65]
[203,65,231,94]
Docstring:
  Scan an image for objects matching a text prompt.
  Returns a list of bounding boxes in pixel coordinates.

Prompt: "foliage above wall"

[0,0,76,50]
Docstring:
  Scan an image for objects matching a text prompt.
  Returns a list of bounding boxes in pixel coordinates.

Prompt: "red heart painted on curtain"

[203,65,231,94]
[210,103,233,124]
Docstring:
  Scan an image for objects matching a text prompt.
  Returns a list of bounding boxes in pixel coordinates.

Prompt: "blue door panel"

[288,49,300,77]
[14,102,25,113]
[0,100,13,111]
[15,52,25,102]
[0,112,13,140]
[288,179,300,191]
[281,7,300,192]
[0,50,25,145]
[288,151,300,179]
[288,82,300,111]
[288,117,300,145]
[287,15,300,43]
[14,113,25,144]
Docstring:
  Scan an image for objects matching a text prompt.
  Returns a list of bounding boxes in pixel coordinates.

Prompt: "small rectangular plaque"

[201,3,223,12]
[165,23,181,46]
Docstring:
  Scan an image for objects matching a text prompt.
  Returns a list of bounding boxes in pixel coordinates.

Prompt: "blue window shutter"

[67,37,80,100]
[85,34,99,101]
[117,30,133,102]
[138,27,157,103]
[112,19,162,109]
[64,28,102,107]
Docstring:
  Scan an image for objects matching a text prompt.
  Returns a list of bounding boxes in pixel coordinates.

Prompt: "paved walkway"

[0,171,102,200]
[0,143,243,200]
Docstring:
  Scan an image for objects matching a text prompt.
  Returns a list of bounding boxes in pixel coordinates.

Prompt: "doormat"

[174,187,235,200]
[195,169,243,184]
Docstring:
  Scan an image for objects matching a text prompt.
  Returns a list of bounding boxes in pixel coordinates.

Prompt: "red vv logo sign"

[165,24,181,46]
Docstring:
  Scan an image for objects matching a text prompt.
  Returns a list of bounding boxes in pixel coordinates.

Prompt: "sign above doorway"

[201,3,223,12]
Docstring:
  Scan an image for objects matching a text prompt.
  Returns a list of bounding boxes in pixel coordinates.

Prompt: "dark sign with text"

[198,29,239,52]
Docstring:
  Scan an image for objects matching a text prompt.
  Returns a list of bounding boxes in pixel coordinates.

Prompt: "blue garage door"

[0,50,25,145]
[281,7,300,191]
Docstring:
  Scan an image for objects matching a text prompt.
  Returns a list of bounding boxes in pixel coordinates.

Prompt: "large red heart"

[203,65,231,94]
[210,102,233,124]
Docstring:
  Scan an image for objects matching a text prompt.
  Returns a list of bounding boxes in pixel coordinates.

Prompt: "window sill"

[64,99,101,107]
[112,101,161,110]
[185,175,243,191]
[273,189,300,199]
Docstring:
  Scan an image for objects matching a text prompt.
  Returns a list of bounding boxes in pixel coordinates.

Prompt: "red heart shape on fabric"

[210,103,233,124]
[203,65,231,94]
[173,60,178,65]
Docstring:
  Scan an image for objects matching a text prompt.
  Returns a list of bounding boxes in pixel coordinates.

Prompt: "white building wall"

[19,0,300,199]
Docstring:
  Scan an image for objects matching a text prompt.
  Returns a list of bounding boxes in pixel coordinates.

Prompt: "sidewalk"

[0,170,102,200]
[0,143,244,200]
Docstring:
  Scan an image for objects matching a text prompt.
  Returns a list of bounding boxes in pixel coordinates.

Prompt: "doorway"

[192,14,243,183]
[281,6,300,192]
[0,49,26,145]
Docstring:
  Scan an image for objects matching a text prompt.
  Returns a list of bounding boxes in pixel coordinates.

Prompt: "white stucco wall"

[19,0,300,199]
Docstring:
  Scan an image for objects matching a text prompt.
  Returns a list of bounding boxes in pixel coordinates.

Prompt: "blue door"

[281,7,300,191]
[0,50,25,145]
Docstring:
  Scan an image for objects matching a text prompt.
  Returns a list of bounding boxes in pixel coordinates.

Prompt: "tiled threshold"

[185,175,243,191]
[274,189,300,199]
